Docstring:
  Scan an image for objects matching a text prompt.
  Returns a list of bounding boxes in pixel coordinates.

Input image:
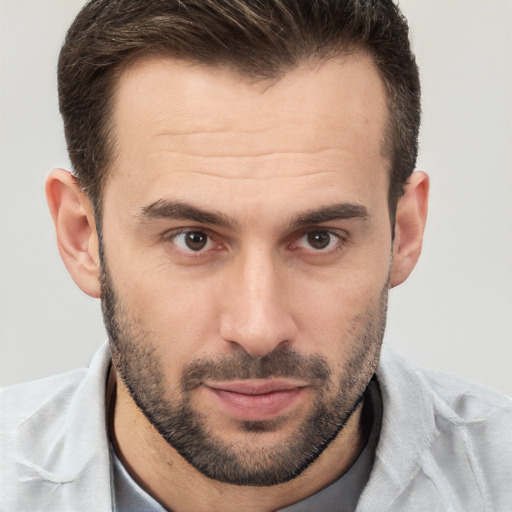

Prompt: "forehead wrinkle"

[146,116,377,164]
[169,168,341,181]
[155,151,343,162]
[154,128,270,138]
[151,108,343,138]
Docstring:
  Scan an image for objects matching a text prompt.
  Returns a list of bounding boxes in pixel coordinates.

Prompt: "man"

[1,0,510,511]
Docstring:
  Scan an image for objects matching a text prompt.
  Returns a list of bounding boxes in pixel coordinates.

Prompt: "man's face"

[101,55,392,485]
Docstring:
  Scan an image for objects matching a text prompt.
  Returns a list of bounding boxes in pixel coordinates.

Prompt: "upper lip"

[205,379,308,395]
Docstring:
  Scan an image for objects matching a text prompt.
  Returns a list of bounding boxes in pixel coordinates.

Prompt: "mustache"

[181,347,331,392]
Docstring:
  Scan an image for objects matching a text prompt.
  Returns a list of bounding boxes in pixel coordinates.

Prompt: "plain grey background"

[1,0,511,394]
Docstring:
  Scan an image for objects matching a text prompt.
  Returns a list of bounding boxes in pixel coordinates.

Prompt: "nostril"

[223,335,290,358]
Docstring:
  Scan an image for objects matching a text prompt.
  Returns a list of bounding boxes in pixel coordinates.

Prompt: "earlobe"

[46,169,101,298]
[389,171,429,288]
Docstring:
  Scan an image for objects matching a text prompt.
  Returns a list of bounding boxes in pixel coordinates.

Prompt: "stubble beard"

[101,262,387,486]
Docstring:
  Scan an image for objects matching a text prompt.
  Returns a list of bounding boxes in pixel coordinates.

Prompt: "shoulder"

[421,366,512,422]
[0,367,88,433]
[378,344,512,420]
[372,345,512,511]
[0,343,113,511]
[0,342,110,439]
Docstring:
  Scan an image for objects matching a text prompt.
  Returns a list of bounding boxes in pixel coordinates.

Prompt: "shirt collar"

[12,342,113,508]
[357,345,438,508]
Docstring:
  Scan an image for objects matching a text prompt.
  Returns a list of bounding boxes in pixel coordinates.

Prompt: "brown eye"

[173,231,212,252]
[306,231,333,250]
[185,232,208,250]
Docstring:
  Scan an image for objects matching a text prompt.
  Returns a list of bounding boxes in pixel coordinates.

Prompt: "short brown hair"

[58,0,420,216]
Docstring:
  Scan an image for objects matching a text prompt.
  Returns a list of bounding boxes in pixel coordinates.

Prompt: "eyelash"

[163,228,222,257]
[290,229,348,255]
[163,227,349,258]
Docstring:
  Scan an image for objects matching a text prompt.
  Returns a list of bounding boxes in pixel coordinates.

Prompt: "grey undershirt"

[111,379,382,512]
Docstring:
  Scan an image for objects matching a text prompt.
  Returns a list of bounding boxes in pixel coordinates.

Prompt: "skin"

[46,54,428,511]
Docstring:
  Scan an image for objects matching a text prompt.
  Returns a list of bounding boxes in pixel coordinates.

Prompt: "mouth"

[204,379,309,421]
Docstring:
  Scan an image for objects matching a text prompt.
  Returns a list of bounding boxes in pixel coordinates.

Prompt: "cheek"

[289,266,387,356]
[119,269,223,360]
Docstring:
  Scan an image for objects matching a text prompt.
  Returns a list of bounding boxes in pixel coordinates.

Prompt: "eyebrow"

[139,199,239,229]
[290,203,369,227]
[138,199,368,230]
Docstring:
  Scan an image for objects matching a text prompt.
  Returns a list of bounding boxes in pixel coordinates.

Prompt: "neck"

[110,372,371,512]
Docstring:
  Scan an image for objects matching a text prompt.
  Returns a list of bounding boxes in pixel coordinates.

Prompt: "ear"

[389,171,429,288]
[46,169,101,298]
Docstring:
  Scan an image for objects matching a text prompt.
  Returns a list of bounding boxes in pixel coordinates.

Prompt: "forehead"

[105,54,389,219]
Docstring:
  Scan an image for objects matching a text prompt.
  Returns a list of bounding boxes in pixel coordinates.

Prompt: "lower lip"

[206,387,305,421]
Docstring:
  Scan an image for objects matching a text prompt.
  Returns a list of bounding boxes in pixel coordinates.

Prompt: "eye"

[294,230,342,251]
[171,230,214,252]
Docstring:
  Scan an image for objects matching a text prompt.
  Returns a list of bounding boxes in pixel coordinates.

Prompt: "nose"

[219,249,297,356]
